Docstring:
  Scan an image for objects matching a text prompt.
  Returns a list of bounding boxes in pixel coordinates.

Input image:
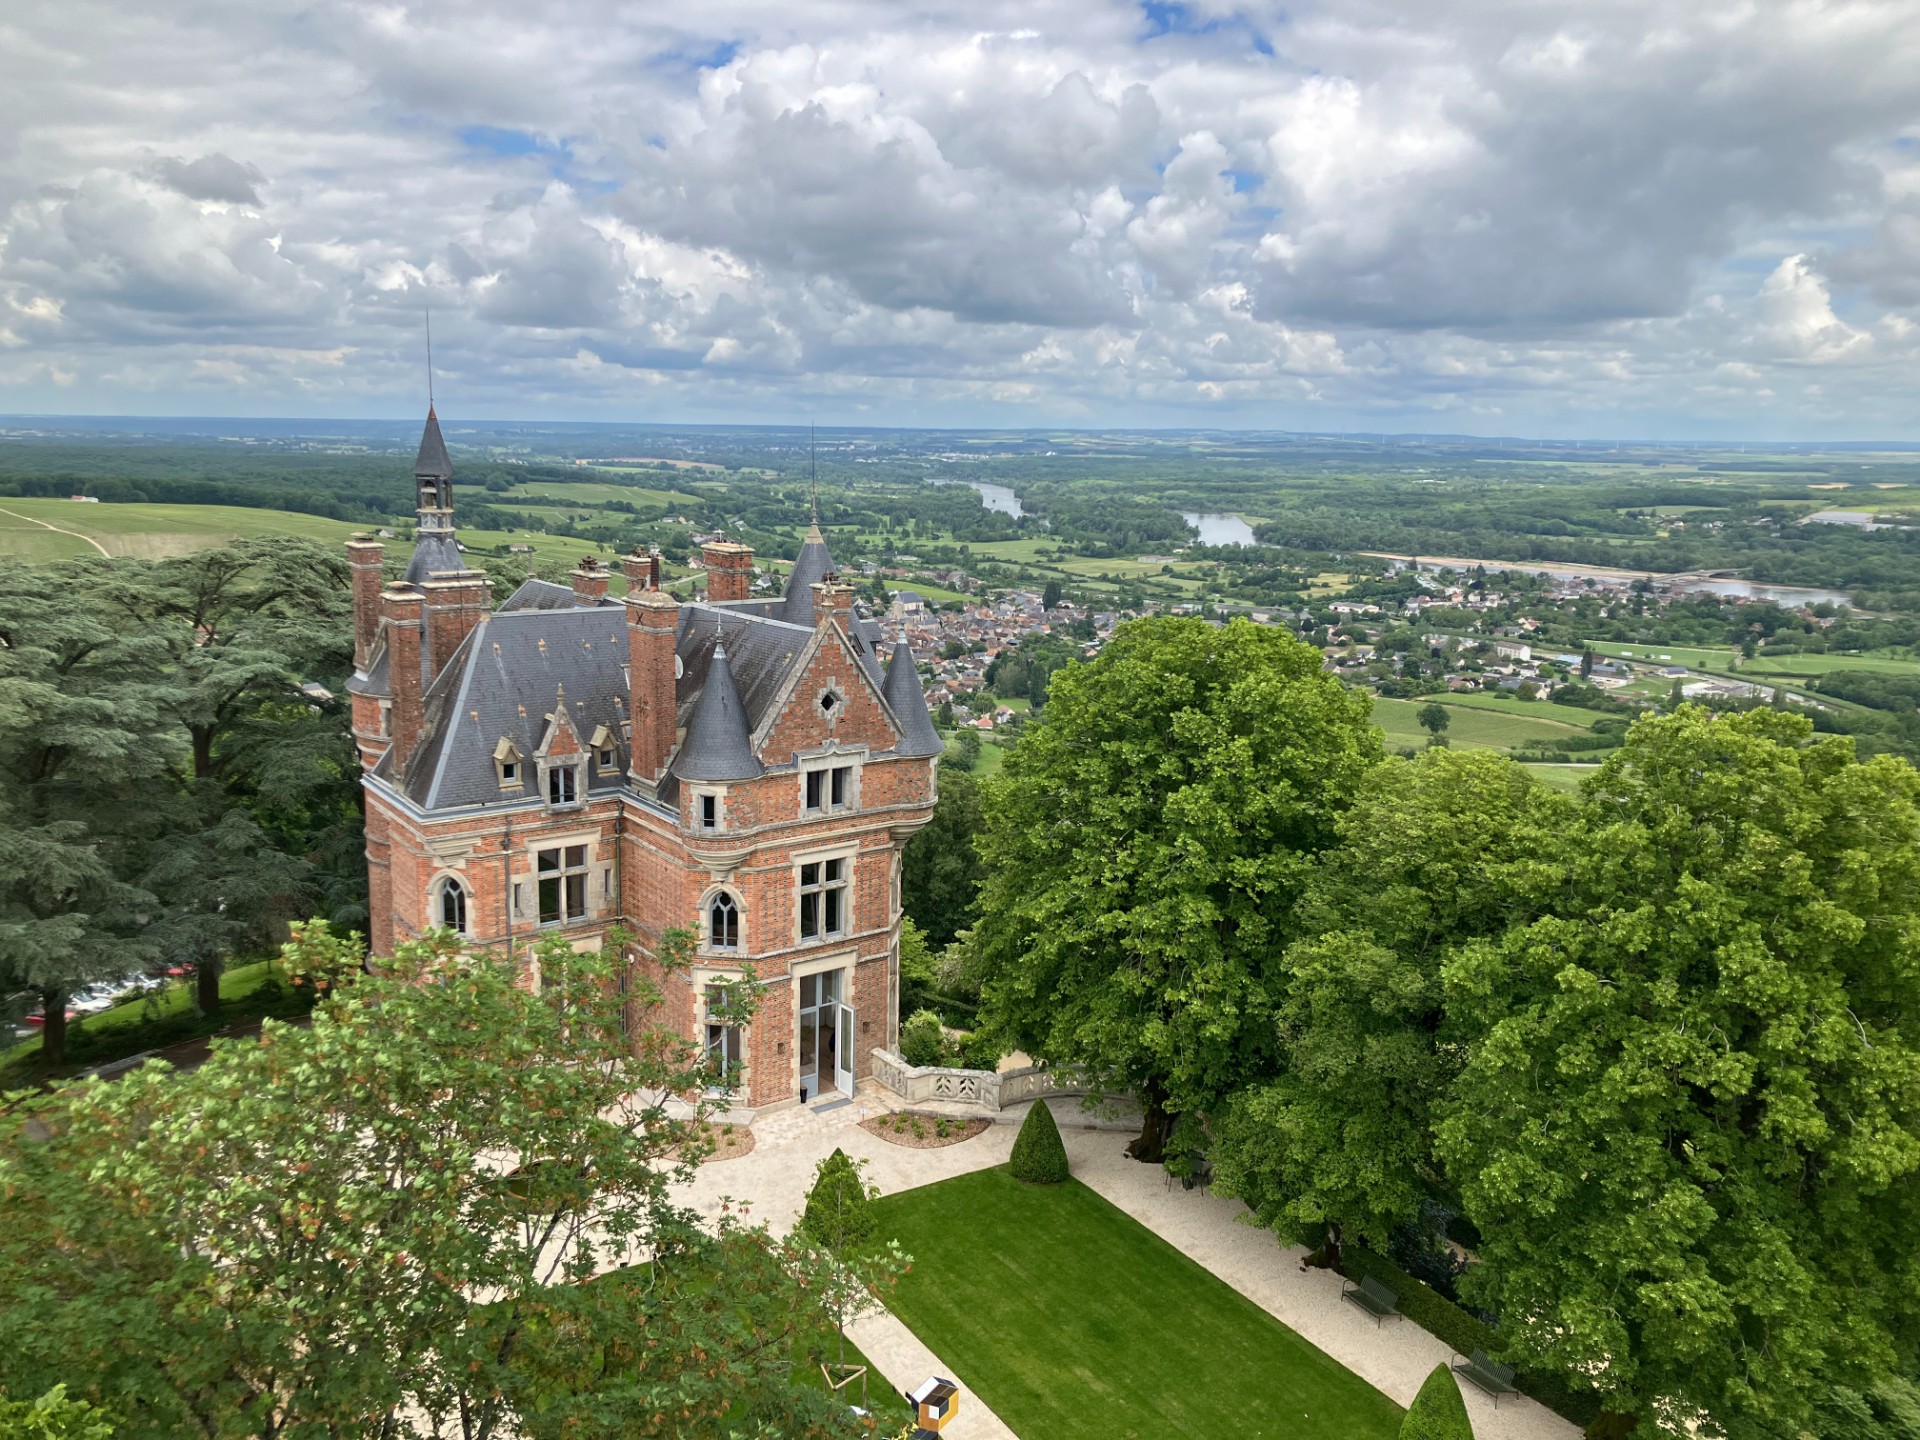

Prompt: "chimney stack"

[702,541,754,603]
[422,569,491,679]
[380,583,426,781]
[810,577,856,630]
[347,537,385,672]
[570,555,610,604]
[622,546,662,594]
[626,589,680,787]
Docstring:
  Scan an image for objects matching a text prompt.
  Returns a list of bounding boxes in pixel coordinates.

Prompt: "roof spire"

[425,302,435,412]
[809,423,819,525]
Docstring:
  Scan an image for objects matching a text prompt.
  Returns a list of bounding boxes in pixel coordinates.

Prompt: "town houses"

[346,409,943,1110]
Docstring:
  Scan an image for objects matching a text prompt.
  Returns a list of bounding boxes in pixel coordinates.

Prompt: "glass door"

[834,1001,855,1097]
[797,969,852,1103]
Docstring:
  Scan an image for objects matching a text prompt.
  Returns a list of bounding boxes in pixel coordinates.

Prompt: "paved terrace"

[672,1088,1580,1440]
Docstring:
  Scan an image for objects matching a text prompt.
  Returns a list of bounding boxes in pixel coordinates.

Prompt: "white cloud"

[0,0,1917,433]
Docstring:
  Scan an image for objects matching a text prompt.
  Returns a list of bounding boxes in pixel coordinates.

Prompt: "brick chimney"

[422,569,490,680]
[381,583,426,781]
[702,541,754,603]
[571,555,610,604]
[626,589,680,787]
[622,546,661,594]
[347,537,385,672]
[810,577,856,630]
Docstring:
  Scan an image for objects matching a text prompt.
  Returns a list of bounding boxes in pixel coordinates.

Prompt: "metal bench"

[1452,1348,1519,1405]
[1339,1273,1402,1326]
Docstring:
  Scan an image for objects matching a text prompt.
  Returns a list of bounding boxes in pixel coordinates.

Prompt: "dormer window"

[494,738,523,790]
[547,766,578,806]
[590,724,617,770]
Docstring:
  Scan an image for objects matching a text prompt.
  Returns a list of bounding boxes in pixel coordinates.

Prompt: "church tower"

[405,406,463,584]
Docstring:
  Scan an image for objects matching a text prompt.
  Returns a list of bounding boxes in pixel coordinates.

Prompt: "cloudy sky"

[2,0,1918,436]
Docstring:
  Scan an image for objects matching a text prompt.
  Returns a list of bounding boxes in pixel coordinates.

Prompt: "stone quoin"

[348,408,943,1108]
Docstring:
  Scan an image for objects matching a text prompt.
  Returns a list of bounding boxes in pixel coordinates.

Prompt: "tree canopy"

[970,616,1381,1155]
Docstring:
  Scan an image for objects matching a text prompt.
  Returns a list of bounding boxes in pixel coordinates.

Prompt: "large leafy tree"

[1437,709,1920,1438]
[101,540,358,1011]
[0,561,170,1064]
[901,766,986,948]
[1213,749,1567,1264]
[0,923,879,1440]
[970,616,1381,1157]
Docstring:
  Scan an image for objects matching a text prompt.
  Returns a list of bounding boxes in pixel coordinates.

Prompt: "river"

[1182,511,1259,546]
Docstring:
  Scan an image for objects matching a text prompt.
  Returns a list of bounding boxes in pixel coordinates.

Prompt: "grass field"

[500,480,702,507]
[3,960,281,1071]
[1521,763,1598,794]
[1581,638,1920,681]
[0,498,364,560]
[975,739,1008,777]
[1373,696,1590,752]
[875,1166,1402,1440]
[1427,691,1594,726]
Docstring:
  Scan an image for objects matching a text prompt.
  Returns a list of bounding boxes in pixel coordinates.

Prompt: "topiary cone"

[1400,1364,1474,1440]
[1009,1099,1069,1184]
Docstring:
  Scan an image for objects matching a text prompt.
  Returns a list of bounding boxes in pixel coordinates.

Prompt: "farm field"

[0,498,365,560]
[500,480,701,508]
[1739,650,1920,678]
[1426,691,1594,726]
[1522,763,1597,794]
[1372,696,1590,752]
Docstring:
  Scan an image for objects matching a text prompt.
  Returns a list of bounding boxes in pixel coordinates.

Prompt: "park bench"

[1452,1348,1519,1405]
[1339,1274,1402,1326]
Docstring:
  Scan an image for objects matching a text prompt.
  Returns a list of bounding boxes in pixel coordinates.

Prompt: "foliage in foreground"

[1399,1366,1472,1440]
[0,1387,115,1440]
[1009,1100,1069,1185]
[0,923,882,1440]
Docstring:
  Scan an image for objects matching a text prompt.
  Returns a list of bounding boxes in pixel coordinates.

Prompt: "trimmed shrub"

[899,1009,948,1068]
[1009,1100,1069,1184]
[1401,1365,1473,1440]
[799,1148,875,1254]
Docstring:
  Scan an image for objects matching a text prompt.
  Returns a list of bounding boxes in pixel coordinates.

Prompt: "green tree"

[1580,648,1595,678]
[1041,579,1063,611]
[1399,1366,1472,1440]
[901,768,986,947]
[1416,701,1451,739]
[939,727,982,772]
[0,1387,115,1440]
[1009,1100,1069,1184]
[1437,708,1920,1438]
[0,923,875,1440]
[898,1009,948,1067]
[796,1149,889,1373]
[971,617,1381,1159]
[1213,750,1566,1266]
[0,562,169,1065]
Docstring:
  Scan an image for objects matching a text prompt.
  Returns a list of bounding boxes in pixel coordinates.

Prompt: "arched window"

[438,878,468,935]
[708,892,740,950]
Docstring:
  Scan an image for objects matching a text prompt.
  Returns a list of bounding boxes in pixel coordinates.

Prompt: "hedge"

[1009,1100,1069,1184]
[1401,1365,1473,1440]
[1342,1246,1600,1427]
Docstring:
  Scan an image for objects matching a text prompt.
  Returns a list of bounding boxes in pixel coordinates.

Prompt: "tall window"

[704,983,743,1084]
[537,845,589,924]
[438,878,468,934]
[798,857,847,940]
[709,892,740,950]
[700,793,719,830]
[804,765,853,813]
[547,765,578,806]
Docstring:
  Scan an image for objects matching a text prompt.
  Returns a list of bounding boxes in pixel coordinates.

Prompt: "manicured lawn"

[1373,697,1584,752]
[875,1167,1403,1440]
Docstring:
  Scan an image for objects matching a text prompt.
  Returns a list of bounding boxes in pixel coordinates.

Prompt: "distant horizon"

[9,411,1920,453]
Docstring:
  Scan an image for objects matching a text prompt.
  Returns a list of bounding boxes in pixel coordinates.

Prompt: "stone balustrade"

[870,1048,1087,1112]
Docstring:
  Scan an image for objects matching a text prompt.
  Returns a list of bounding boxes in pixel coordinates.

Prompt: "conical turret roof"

[670,643,763,781]
[414,405,453,480]
[779,521,837,626]
[884,639,943,757]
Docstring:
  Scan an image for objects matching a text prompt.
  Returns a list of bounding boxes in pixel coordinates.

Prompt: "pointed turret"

[884,638,943,757]
[779,520,837,626]
[671,642,762,782]
[404,404,464,585]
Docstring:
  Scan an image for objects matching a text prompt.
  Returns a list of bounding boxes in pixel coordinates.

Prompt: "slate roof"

[396,606,632,809]
[779,522,838,626]
[378,506,942,811]
[402,531,464,586]
[670,643,762,782]
[884,641,944,757]
[414,406,453,479]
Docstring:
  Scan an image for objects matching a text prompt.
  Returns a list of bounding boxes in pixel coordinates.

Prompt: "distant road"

[0,503,111,557]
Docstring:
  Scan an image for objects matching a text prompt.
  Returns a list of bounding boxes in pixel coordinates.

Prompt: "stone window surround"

[429,869,469,934]
[689,784,727,832]
[797,744,866,816]
[793,841,857,946]
[700,882,745,954]
[539,753,586,809]
[509,827,603,925]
